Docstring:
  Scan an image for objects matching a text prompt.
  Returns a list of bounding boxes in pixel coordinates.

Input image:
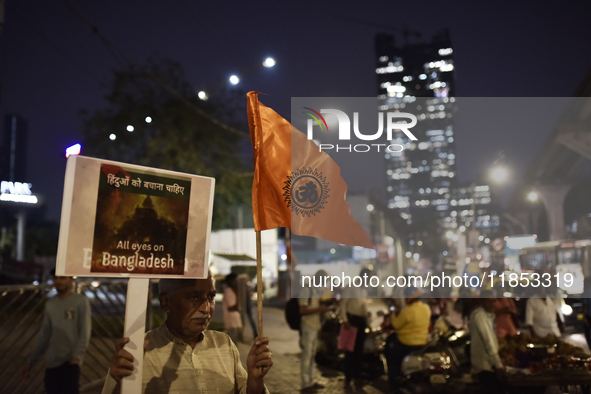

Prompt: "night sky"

[1,0,591,222]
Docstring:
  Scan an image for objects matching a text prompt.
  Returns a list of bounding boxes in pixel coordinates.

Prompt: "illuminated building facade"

[444,183,500,235]
[375,31,500,252]
[375,31,457,234]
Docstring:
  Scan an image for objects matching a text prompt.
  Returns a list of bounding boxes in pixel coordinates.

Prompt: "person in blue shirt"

[22,270,92,394]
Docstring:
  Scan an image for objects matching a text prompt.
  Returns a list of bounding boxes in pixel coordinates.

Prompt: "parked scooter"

[397,325,475,394]
[315,307,388,380]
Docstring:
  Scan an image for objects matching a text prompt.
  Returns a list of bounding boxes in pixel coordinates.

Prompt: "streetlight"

[527,191,538,202]
[490,165,508,183]
[262,57,276,68]
[229,75,240,85]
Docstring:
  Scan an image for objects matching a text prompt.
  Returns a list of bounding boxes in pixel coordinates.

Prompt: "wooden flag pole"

[256,231,264,338]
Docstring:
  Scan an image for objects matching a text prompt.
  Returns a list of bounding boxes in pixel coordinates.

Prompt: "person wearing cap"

[385,286,430,391]
[22,270,92,394]
[469,290,505,393]
[102,273,273,394]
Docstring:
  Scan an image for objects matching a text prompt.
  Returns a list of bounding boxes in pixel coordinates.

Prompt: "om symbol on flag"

[285,167,330,217]
[295,181,319,205]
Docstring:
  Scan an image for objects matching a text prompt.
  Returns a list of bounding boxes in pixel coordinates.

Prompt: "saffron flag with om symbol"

[247,91,373,249]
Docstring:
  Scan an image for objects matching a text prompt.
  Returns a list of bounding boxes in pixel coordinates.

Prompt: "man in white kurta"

[102,276,273,394]
[469,294,505,394]
[525,297,561,337]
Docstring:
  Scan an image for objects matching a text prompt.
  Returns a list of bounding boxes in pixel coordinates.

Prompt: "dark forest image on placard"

[90,165,191,275]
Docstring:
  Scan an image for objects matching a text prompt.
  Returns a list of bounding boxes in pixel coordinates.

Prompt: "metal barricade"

[0,279,161,394]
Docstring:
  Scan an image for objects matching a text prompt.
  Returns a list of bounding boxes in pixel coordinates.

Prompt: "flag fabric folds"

[247,91,373,249]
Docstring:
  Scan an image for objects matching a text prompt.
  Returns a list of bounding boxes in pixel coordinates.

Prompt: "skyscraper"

[375,30,457,235]
[375,30,500,256]
[0,114,28,182]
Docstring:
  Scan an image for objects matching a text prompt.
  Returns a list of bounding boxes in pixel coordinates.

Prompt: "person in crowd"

[457,286,477,321]
[339,268,373,390]
[102,274,273,394]
[469,290,505,394]
[245,279,258,338]
[582,278,591,348]
[22,270,92,394]
[223,272,243,344]
[495,296,519,338]
[525,288,561,338]
[385,286,431,391]
[428,289,447,328]
[299,269,332,392]
[434,291,468,336]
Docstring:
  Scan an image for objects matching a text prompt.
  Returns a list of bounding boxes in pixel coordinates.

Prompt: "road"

[235,304,390,394]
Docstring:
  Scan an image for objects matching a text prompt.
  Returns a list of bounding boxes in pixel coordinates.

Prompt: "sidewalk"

[236,306,390,394]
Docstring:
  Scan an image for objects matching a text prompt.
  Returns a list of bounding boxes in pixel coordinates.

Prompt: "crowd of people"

[296,268,575,394]
[21,267,576,394]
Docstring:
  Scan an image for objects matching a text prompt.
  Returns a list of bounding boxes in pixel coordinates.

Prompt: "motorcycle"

[315,307,388,380]
[397,324,476,394]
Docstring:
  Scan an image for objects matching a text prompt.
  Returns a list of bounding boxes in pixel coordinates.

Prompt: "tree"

[80,57,252,229]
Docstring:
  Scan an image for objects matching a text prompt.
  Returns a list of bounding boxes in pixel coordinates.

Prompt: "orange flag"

[247,91,373,249]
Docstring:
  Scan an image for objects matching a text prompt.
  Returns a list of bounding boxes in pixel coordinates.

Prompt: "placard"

[56,156,215,278]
